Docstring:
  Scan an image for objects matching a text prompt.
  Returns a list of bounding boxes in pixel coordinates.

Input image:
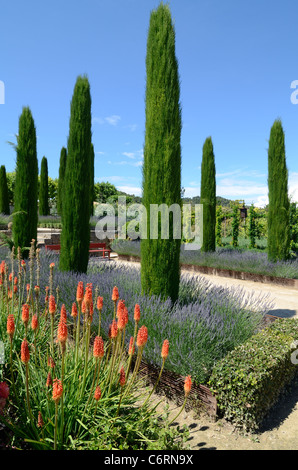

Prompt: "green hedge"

[208,318,298,431]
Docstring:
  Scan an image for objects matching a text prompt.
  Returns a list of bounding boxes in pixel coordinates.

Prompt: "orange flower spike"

[134,304,141,323]
[81,300,86,314]
[48,295,56,315]
[47,356,55,368]
[136,325,148,348]
[116,299,125,318]
[119,366,126,387]
[184,375,192,397]
[94,386,101,401]
[84,283,93,307]
[97,296,103,311]
[6,314,15,339]
[128,336,135,355]
[76,281,84,304]
[9,272,13,282]
[60,304,67,322]
[52,378,63,403]
[31,314,38,331]
[112,286,119,302]
[123,306,129,326]
[21,339,30,363]
[46,372,53,387]
[161,339,169,360]
[14,276,18,285]
[71,302,78,318]
[57,320,68,344]
[37,411,44,428]
[21,304,30,326]
[117,309,126,331]
[93,336,104,358]
[111,319,118,338]
[0,261,6,275]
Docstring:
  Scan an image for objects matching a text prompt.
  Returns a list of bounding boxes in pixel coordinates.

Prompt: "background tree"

[289,201,298,254]
[12,107,38,256]
[248,204,257,249]
[231,202,240,247]
[141,2,182,303]
[267,119,290,261]
[0,165,10,215]
[216,205,223,247]
[59,75,92,273]
[39,156,49,215]
[57,147,67,215]
[200,137,216,252]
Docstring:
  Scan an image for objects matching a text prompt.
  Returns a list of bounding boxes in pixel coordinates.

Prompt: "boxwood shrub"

[208,318,298,431]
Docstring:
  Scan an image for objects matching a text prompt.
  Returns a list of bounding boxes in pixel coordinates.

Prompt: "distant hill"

[182,195,233,207]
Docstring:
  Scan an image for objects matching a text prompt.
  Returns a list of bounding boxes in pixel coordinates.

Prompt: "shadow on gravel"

[267,308,297,319]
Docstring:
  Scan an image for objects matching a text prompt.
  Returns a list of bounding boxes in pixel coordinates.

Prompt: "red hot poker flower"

[49,295,56,315]
[119,367,126,387]
[136,325,148,348]
[7,314,15,339]
[76,281,84,303]
[97,296,103,311]
[93,336,104,358]
[21,339,30,363]
[112,286,119,302]
[31,314,38,331]
[110,319,118,338]
[22,303,30,325]
[57,320,68,344]
[52,378,63,403]
[184,376,192,397]
[128,337,135,355]
[60,304,67,322]
[161,339,169,360]
[71,302,78,317]
[134,304,141,323]
[94,386,101,401]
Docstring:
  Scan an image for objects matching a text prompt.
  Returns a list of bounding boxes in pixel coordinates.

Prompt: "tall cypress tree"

[141,2,182,303]
[57,147,67,216]
[0,165,10,215]
[13,107,38,256]
[39,156,49,215]
[200,137,216,252]
[267,119,290,261]
[59,75,92,273]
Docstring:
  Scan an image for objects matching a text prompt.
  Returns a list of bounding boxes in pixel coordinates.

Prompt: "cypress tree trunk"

[200,137,216,252]
[59,76,92,273]
[57,147,67,216]
[267,119,290,261]
[141,2,182,303]
[39,156,49,216]
[13,107,38,257]
[0,165,10,215]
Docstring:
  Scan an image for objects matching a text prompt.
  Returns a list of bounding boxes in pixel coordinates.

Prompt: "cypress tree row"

[267,119,290,261]
[141,2,182,303]
[200,137,216,252]
[57,147,67,216]
[0,165,10,215]
[39,156,49,216]
[13,107,38,256]
[59,75,92,274]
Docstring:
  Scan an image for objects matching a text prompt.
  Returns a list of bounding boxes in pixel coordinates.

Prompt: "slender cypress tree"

[200,137,216,252]
[267,119,290,261]
[57,147,67,216]
[90,143,95,216]
[0,165,10,215]
[39,156,49,215]
[141,2,182,303]
[59,75,92,273]
[13,107,38,256]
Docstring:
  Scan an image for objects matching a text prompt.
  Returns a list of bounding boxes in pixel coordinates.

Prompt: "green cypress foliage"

[267,119,290,261]
[12,107,38,256]
[216,205,223,247]
[141,2,182,303]
[231,202,240,247]
[59,75,92,273]
[57,147,67,216]
[200,137,216,252]
[39,156,49,216]
[248,204,257,249]
[0,165,10,215]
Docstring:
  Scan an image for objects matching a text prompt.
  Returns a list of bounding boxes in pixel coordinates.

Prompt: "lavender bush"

[111,240,298,279]
[15,247,271,384]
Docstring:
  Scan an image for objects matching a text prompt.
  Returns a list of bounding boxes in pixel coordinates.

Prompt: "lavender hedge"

[111,240,298,279]
[2,246,273,384]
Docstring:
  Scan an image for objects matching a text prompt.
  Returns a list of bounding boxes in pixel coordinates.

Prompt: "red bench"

[45,242,111,259]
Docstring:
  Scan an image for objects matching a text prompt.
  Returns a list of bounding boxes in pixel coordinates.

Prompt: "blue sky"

[1,0,298,206]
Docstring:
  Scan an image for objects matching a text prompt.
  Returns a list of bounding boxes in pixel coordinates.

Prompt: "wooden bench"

[45,242,111,259]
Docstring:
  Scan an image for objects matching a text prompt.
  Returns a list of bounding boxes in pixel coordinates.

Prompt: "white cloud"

[117,185,142,196]
[105,115,121,126]
[122,152,135,159]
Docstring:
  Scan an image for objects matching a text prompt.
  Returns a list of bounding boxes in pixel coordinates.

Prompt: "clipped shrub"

[209,318,298,431]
